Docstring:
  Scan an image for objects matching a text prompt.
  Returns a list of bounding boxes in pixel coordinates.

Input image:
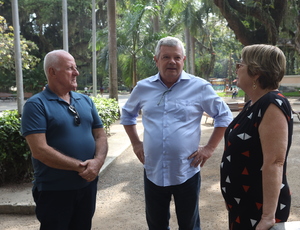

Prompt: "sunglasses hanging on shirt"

[68,105,81,126]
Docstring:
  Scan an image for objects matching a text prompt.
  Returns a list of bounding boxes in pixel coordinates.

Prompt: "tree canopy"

[0,15,40,92]
[214,0,287,45]
[1,0,300,93]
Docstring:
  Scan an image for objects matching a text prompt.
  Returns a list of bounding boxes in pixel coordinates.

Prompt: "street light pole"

[11,0,24,115]
[92,0,97,96]
[62,0,68,51]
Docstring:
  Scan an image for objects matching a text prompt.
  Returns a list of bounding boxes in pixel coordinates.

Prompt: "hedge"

[0,110,32,185]
[0,97,120,185]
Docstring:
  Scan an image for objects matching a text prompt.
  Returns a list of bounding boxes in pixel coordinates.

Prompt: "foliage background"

[1,0,300,94]
[0,97,119,185]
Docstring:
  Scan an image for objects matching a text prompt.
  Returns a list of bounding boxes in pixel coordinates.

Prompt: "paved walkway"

[0,114,144,215]
[0,94,138,214]
[0,96,299,229]
[0,100,19,112]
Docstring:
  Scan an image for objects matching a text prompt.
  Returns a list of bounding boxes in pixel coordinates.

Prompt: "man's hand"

[79,158,104,182]
[188,145,214,167]
[132,141,145,164]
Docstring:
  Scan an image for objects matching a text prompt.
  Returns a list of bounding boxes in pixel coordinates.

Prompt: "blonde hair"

[241,44,286,89]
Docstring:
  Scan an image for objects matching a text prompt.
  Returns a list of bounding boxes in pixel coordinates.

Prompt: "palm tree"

[118,3,160,88]
[107,0,118,100]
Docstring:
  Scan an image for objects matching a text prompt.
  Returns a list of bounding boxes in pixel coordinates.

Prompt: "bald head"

[44,50,72,79]
[43,50,79,93]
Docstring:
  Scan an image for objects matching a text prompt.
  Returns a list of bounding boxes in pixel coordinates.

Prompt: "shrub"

[0,97,119,185]
[91,96,120,134]
[0,110,32,185]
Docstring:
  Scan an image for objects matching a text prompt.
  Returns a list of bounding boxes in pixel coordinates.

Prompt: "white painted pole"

[11,0,24,115]
[62,0,68,51]
[92,0,97,96]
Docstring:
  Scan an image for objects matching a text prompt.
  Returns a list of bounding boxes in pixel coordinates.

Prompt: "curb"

[270,221,300,230]
[0,205,35,215]
[0,117,144,215]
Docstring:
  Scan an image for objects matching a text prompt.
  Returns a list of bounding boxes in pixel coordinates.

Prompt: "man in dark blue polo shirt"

[21,50,108,230]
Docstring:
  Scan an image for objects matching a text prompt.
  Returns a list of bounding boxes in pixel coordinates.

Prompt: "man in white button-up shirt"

[121,36,232,230]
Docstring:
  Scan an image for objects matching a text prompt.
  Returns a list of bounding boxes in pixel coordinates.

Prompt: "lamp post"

[62,0,68,51]
[92,0,97,96]
[11,0,24,115]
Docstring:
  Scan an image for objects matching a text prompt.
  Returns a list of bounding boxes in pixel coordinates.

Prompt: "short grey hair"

[154,36,186,58]
[43,50,69,79]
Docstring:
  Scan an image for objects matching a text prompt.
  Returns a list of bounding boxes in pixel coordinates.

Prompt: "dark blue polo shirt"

[21,86,103,191]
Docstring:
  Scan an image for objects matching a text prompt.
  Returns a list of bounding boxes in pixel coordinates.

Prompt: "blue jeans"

[144,171,201,230]
[33,178,98,230]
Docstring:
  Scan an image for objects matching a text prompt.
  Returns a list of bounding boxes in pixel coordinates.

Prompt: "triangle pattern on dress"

[280,203,286,210]
[234,198,240,204]
[250,219,257,227]
[243,185,250,192]
[221,92,292,229]
[242,167,249,175]
[275,218,282,223]
[226,176,231,183]
[275,99,283,106]
[227,155,231,162]
[255,202,262,210]
[237,133,251,140]
[241,151,250,157]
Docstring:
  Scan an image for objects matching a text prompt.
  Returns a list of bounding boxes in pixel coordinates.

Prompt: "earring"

[252,81,257,90]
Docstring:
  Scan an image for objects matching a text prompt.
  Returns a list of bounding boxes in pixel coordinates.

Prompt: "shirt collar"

[43,85,81,102]
[149,70,190,84]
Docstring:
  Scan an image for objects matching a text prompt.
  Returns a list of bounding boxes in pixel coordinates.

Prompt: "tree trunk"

[190,36,195,75]
[185,28,195,74]
[153,15,160,33]
[107,0,118,100]
[132,54,138,87]
[185,28,190,73]
[213,0,287,45]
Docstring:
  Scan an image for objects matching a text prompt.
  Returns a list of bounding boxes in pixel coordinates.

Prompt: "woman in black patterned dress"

[220,44,293,230]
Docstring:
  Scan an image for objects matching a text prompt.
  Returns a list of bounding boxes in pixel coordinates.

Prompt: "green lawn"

[217,90,300,98]
[217,91,245,98]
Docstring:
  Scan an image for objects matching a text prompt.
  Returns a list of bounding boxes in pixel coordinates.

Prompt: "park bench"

[0,92,16,101]
[203,112,214,125]
[202,102,245,125]
[0,92,33,101]
[24,92,33,99]
[292,110,300,121]
[225,90,232,96]
[226,102,245,111]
